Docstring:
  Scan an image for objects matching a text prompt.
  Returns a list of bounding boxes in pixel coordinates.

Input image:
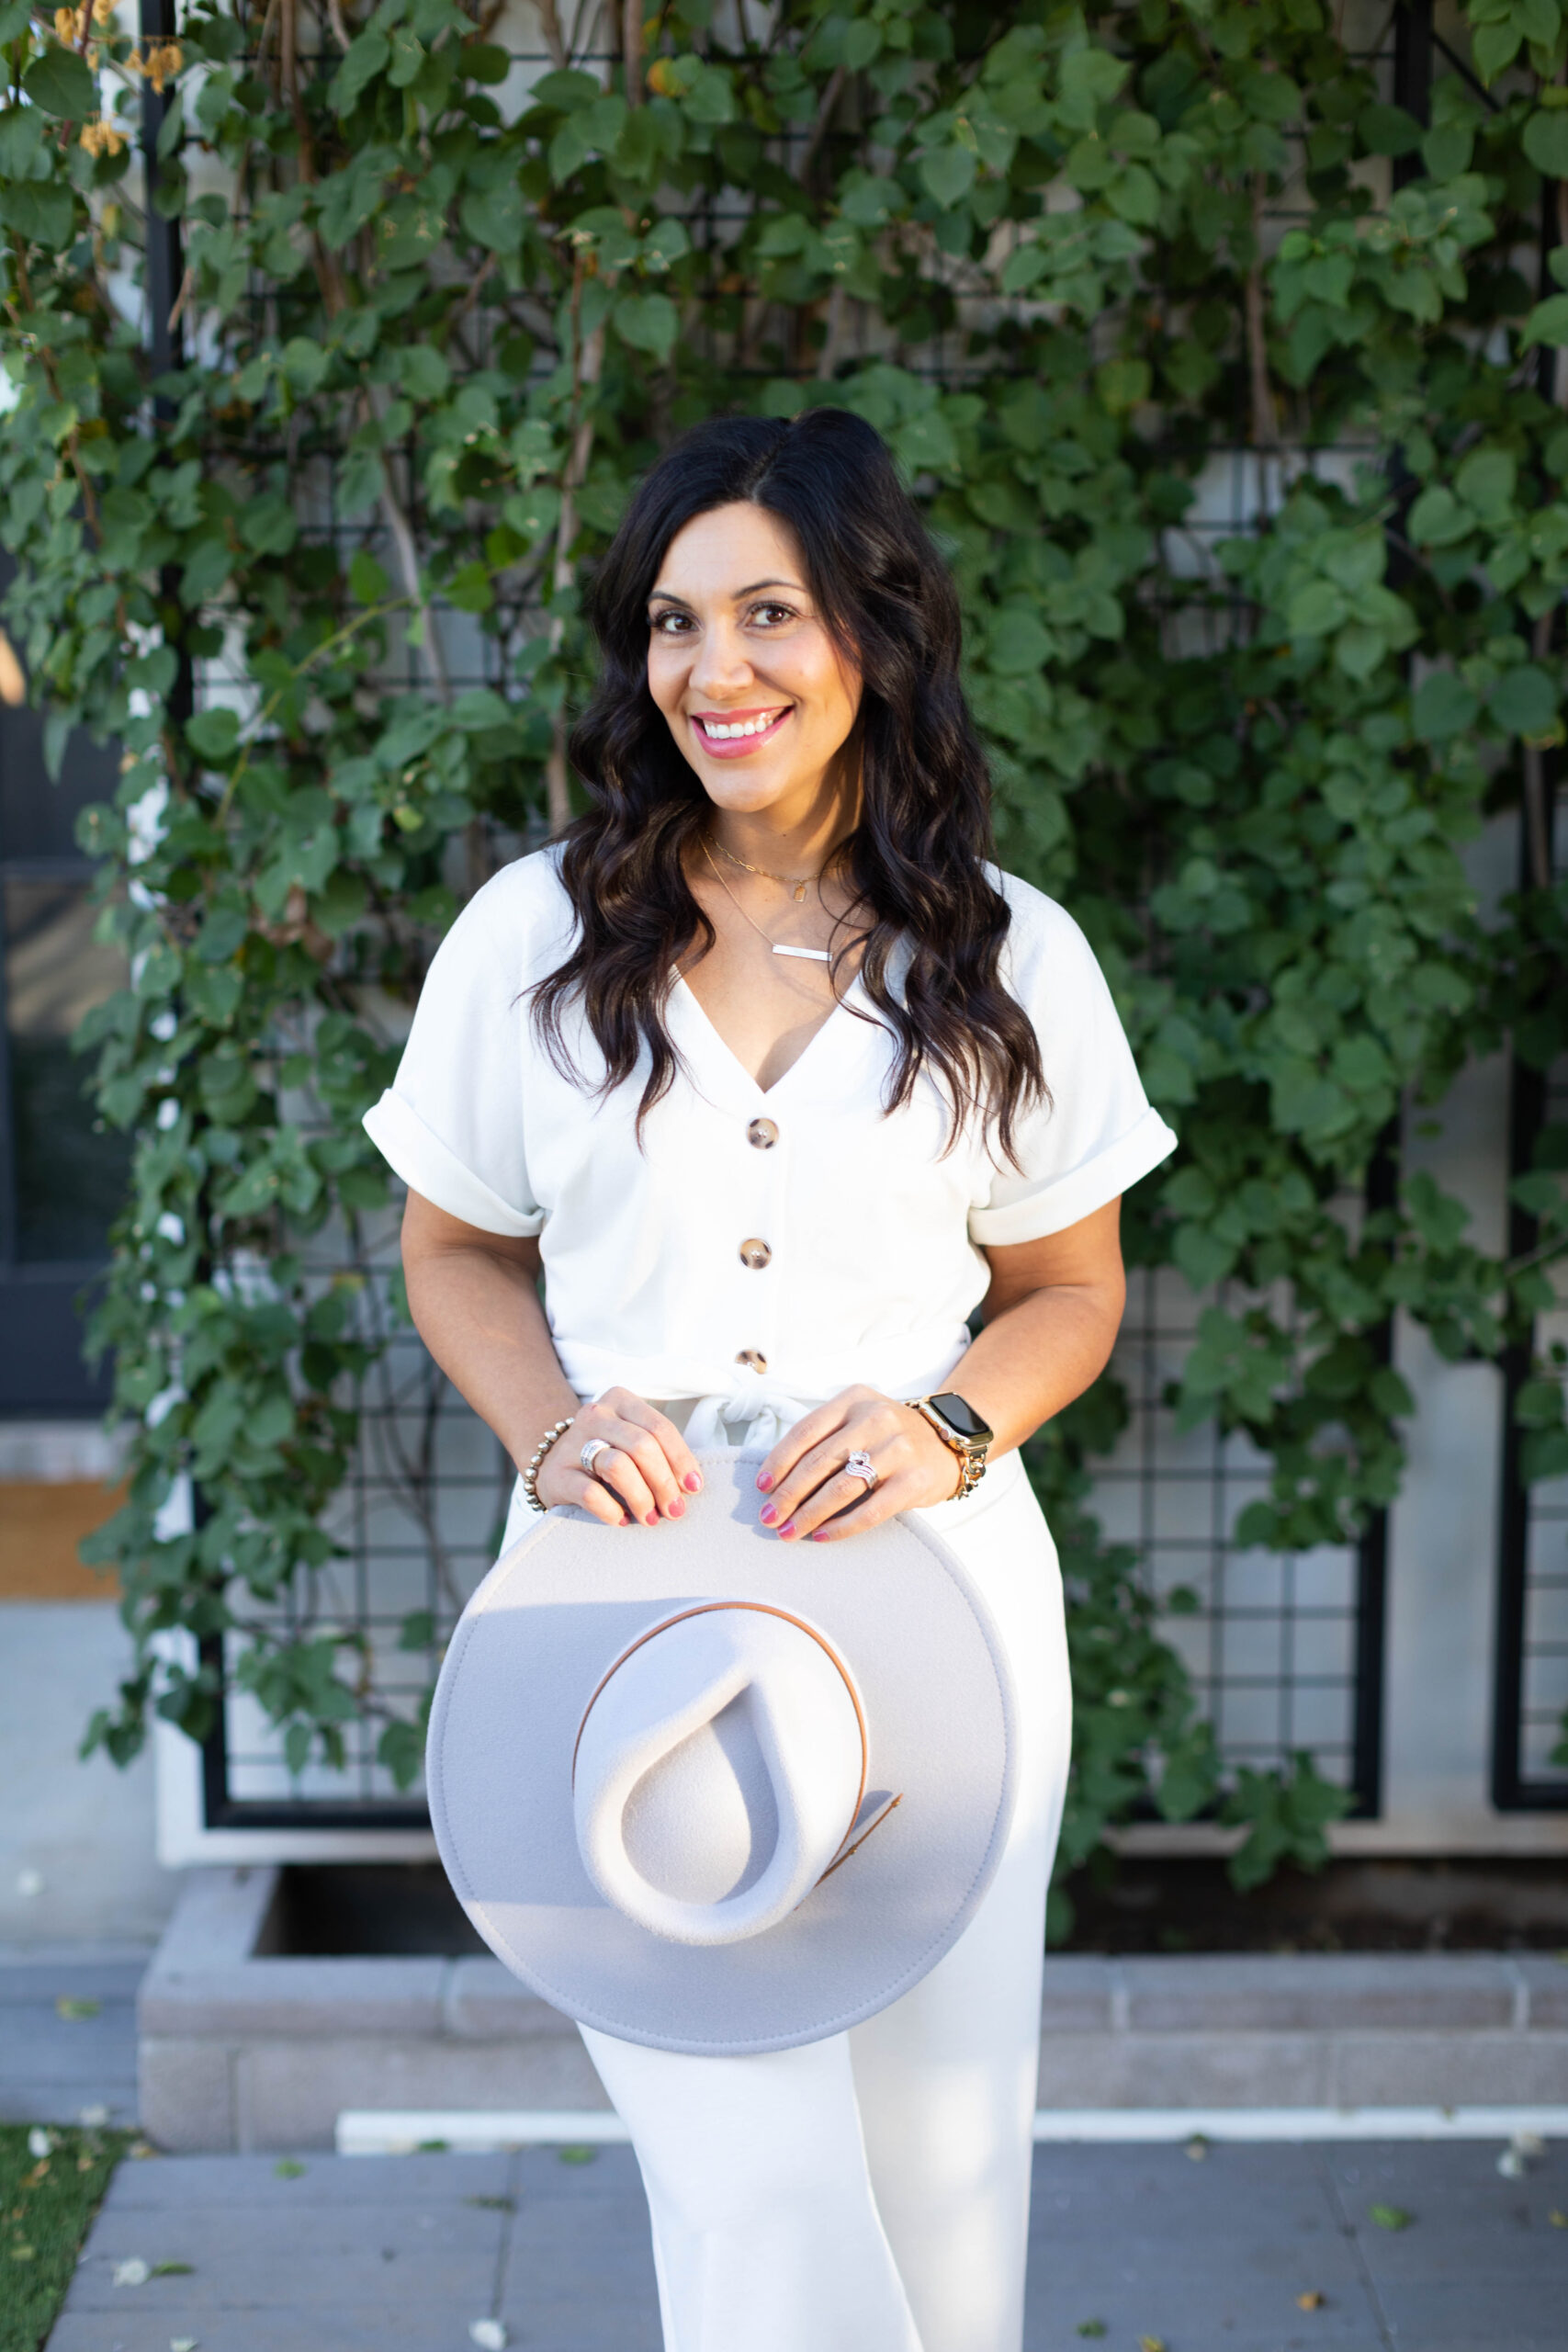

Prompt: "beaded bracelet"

[521,1414,577,1513]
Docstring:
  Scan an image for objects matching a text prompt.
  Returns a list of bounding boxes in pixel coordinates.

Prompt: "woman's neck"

[705,761,861,880]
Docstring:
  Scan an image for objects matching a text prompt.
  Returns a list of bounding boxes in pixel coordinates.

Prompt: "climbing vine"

[3,0,1566,1894]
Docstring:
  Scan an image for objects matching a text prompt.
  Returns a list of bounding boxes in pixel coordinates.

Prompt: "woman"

[364,408,1176,2352]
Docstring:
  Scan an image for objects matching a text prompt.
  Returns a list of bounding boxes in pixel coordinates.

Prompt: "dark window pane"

[0,704,119,861]
[0,556,119,861]
[3,876,130,1261]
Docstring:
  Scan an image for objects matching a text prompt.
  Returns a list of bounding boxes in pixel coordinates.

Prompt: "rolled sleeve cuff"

[362,1091,544,1238]
[967,1104,1179,1247]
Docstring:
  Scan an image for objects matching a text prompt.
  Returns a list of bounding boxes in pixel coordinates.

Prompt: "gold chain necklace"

[708,829,824,904]
[701,835,832,964]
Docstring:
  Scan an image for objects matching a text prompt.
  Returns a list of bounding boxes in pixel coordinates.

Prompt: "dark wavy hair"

[532,407,1044,1159]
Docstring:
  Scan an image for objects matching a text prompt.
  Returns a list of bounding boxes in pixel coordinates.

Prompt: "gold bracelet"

[521,1414,576,1513]
[902,1396,988,1501]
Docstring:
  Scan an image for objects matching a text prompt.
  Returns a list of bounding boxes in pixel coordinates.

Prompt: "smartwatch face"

[929,1391,992,1443]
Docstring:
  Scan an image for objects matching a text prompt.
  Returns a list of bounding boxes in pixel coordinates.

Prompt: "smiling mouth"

[692,707,793,748]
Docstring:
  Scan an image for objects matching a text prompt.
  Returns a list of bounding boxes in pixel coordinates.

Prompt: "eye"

[748,601,798,628]
[649,608,693,637]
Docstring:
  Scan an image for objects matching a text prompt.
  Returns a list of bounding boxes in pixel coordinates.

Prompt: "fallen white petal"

[469,2324,508,2350]
[16,1868,42,1898]
[114,2257,151,2286]
[1511,2130,1546,2158]
[79,2104,110,2128]
[1497,2148,1525,2178]
[171,2337,199,2351]
[28,2128,53,2158]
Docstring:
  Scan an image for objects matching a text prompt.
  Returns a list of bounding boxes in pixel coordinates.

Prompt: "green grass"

[1,2124,132,2352]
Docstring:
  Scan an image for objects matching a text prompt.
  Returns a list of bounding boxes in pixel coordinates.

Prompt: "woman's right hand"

[533,1387,705,1527]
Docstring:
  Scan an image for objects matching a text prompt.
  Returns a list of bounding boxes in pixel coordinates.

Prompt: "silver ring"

[843,1449,878,1490]
[580,1438,612,1476]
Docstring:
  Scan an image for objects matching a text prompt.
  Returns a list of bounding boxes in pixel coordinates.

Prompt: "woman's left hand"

[755,1385,963,1542]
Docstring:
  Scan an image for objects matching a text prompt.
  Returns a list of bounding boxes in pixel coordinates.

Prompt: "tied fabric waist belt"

[681,1389,816,1451]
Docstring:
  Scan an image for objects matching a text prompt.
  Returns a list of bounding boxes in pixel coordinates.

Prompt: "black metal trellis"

[175,9,1427,1830]
[0,565,127,1411]
[1492,790,1568,1813]
[1488,0,1568,1814]
[1100,1268,1383,1815]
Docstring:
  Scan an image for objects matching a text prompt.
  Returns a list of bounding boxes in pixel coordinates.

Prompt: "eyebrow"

[648,577,806,605]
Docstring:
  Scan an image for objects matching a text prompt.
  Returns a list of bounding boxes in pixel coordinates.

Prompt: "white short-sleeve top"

[362,847,1177,1418]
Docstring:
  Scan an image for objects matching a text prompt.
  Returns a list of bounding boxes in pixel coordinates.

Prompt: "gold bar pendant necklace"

[703,836,832,962]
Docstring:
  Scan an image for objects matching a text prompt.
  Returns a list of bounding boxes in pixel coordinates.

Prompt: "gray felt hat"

[425,1447,1019,2057]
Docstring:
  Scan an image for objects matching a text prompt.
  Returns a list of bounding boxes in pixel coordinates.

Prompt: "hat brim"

[426,1448,1019,2056]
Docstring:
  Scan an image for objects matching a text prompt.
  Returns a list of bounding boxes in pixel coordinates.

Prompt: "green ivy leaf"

[397,345,451,401]
[330,27,388,110]
[348,548,390,604]
[461,41,510,86]
[0,180,76,247]
[1359,103,1422,157]
[919,145,977,207]
[1472,20,1523,82]
[1489,662,1556,738]
[1094,356,1151,413]
[458,180,525,254]
[22,46,96,120]
[1523,292,1568,347]
[387,26,424,86]
[186,707,242,763]
[613,289,679,357]
[445,560,493,613]
[988,607,1054,675]
[530,67,601,110]
[1524,107,1568,179]
[1406,485,1470,547]
[281,336,330,395]
[682,63,735,125]
[1411,671,1480,741]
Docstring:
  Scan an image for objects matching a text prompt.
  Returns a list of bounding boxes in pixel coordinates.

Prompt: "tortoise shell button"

[739,1237,773,1270]
[735,1348,768,1373]
[747,1117,779,1149]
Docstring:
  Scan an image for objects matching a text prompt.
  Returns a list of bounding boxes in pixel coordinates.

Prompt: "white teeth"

[699,713,781,741]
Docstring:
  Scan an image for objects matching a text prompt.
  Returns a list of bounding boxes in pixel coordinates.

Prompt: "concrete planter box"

[138,1868,604,2153]
[138,1867,1568,2152]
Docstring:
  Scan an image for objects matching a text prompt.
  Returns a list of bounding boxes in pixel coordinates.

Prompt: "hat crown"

[572,1605,865,1949]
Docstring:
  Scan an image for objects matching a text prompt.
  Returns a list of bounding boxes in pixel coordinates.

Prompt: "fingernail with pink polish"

[777,1521,796,1540]
[667,1500,684,1519]
[760,1504,778,1526]
[645,1512,659,1527]
[755,1472,774,1492]
[684,1473,702,1493]
[810,1532,828,1543]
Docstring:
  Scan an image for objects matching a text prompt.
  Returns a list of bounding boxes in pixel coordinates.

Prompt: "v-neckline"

[671,968,867,1102]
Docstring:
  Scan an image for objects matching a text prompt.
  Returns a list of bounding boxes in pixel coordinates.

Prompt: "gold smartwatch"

[903,1391,993,1501]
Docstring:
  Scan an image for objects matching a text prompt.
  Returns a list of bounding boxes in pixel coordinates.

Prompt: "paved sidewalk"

[44,2135,1568,2351]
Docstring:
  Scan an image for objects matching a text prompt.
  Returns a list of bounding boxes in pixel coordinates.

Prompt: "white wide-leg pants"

[580,1452,1072,2352]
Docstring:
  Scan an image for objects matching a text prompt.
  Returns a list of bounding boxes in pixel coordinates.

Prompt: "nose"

[688,617,755,702]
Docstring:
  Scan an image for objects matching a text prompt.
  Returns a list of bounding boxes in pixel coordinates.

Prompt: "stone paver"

[0,1951,142,2125]
[41,2135,1568,2351]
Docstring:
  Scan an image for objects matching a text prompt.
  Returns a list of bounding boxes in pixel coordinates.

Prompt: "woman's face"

[645,502,862,822]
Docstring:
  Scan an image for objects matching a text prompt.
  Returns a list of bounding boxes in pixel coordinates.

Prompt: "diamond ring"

[843,1449,878,1489]
[581,1438,612,1476]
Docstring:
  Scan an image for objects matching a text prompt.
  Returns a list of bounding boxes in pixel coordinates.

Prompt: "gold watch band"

[902,1396,989,1500]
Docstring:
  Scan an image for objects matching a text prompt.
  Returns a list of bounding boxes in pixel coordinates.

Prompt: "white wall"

[0,1603,175,1946]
